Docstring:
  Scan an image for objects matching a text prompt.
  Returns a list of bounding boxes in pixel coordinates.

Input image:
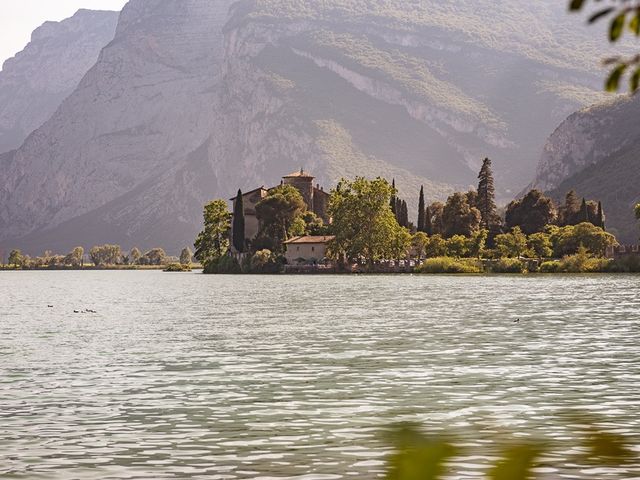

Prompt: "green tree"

[232,189,246,253]
[477,157,501,245]
[466,229,488,259]
[8,249,23,268]
[194,199,232,268]
[64,246,84,267]
[559,190,581,226]
[255,184,306,252]
[446,235,468,258]
[301,211,327,235]
[428,202,445,236]
[143,248,167,266]
[180,247,193,266]
[505,190,556,235]
[130,247,142,265]
[579,198,591,224]
[596,201,606,230]
[569,0,640,92]
[424,205,433,235]
[417,186,426,233]
[391,227,412,260]
[425,234,447,258]
[495,227,529,258]
[412,232,429,260]
[550,222,617,257]
[89,244,122,266]
[528,232,553,259]
[328,177,404,267]
[442,192,481,238]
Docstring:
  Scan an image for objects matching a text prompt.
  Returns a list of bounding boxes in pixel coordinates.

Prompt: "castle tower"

[283,168,315,211]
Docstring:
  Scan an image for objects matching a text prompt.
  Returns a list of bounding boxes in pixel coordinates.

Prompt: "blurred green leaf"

[488,444,544,480]
[385,425,458,480]
[589,8,615,24]
[584,430,636,465]
[629,11,640,35]
[569,0,587,11]
[610,13,626,41]
[605,64,627,92]
[630,67,640,92]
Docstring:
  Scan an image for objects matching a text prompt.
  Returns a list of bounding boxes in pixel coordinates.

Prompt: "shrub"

[416,257,483,274]
[163,263,192,272]
[539,261,561,273]
[204,256,241,274]
[249,249,285,274]
[489,258,526,273]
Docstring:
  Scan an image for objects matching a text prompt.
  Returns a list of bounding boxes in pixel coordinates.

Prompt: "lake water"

[1,272,639,479]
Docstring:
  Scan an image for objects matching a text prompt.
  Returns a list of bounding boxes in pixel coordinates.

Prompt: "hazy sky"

[0,0,127,67]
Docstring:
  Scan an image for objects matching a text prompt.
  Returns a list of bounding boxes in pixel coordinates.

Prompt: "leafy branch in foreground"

[385,417,637,479]
[569,0,640,92]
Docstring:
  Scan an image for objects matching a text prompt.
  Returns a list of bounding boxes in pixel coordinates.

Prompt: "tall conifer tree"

[232,189,245,253]
[563,190,581,225]
[424,206,433,235]
[390,179,397,216]
[401,200,409,228]
[597,201,605,230]
[417,186,426,232]
[477,158,497,230]
[579,198,590,224]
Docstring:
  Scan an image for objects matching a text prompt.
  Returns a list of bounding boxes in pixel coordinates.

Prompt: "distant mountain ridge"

[530,94,640,243]
[0,0,617,254]
[0,9,119,152]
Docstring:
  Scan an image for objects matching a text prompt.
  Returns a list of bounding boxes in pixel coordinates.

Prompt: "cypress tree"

[477,157,497,230]
[401,200,409,227]
[390,179,397,216]
[597,201,605,230]
[579,197,590,224]
[232,189,245,253]
[396,198,403,223]
[417,186,426,232]
[425,206,433,235]
[563,190,581,225]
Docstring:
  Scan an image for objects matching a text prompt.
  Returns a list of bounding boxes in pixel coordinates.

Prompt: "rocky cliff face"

[0,9,118,152]
[0,0,616,254]
[531,94,640,242]
[531,95,640,192]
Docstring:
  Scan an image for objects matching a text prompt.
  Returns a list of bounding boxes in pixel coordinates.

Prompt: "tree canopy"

[328,177,410,266]
[194,199,232,267]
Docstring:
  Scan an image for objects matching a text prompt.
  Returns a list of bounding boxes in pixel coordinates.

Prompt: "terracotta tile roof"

[284,235,335,244]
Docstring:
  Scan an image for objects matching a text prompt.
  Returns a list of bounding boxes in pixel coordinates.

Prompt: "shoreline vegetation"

[190,157,640,275]
[5,157,640,275]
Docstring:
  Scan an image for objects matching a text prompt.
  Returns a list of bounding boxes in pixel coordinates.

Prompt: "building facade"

[284,236,335,264]
[230,170,330,250]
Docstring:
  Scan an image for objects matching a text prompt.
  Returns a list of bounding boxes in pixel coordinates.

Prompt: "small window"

[312,246,315,252]
[297,246,300,251]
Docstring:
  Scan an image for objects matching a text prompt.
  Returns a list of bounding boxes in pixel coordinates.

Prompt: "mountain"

[0,0,615,254]
[531,94,640,243]
[0,9,119,153]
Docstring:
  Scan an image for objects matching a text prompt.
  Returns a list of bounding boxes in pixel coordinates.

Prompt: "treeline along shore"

[1,245,198,272]
[193,158,640,274]
[4,158,640,275]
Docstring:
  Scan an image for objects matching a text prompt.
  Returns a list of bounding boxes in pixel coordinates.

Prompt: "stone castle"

[231,169,330,245]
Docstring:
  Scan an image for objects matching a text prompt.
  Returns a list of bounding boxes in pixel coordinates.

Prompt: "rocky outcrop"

[0,9,118,152]
[0,0,618,254]
[530,93,640,242]
[531,94,640,192]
